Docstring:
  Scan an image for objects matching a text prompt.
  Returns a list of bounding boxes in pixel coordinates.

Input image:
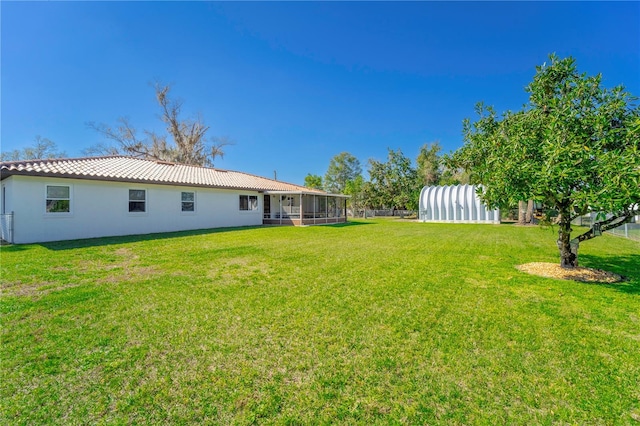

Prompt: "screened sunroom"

[262,191,349,226]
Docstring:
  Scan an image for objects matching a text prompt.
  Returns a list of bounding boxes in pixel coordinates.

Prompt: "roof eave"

[264,190,350,198]
[0,169,277,192]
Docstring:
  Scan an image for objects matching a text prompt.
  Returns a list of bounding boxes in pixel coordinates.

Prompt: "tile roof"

[0,156,329,194]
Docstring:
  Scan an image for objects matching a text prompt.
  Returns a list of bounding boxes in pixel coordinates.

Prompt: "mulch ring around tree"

[516,262,624,283]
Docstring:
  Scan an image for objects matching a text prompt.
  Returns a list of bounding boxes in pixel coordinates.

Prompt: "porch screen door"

[263,195,271,218]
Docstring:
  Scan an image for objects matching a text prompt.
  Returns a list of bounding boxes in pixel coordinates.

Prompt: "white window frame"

[181,191,196,213]
[128,189,147,213]
[45,184,72,215]
[239,194,259,211]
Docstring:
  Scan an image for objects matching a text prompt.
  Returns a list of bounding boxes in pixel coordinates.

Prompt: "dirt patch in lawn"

[1,281,80,298]
[98,266,160,284]
[516,262,624,283]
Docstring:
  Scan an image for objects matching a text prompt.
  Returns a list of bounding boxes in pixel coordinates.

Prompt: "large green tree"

[415,141,469,187]
[450,55,640,268]
[344,175,366,216]
[416,142,442,186]
[324,152,362,194]
[367,148,420,211]
[304,174,323,190]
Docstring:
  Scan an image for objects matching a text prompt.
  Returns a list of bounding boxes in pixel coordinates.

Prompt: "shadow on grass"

[317,220,373,228]
[580,253,640,295]
[0,244,29,252]
[38,225,265,251]
[36,220,371,251]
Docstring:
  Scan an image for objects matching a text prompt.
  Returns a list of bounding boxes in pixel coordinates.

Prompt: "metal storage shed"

[419,184,500,224]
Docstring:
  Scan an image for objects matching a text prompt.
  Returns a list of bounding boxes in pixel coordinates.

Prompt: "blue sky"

[2,1,639,186]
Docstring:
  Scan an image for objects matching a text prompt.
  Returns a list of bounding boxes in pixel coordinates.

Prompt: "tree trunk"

[518,201,527,225]
[557,218,578,268]
[518,200,535,225]
[526,200,534,223]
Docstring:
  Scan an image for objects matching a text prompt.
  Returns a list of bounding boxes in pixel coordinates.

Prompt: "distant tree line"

[0,136,67,161]
[305,142,469,214]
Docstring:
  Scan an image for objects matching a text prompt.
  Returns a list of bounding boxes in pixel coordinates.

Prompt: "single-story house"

[0,156,348,244]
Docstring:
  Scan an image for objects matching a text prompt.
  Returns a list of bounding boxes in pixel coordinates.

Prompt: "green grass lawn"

[607,226,640,242]
[1,219,639,425]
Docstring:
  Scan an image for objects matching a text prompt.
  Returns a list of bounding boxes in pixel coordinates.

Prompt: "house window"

[181,191,195,212]
[46,185,70,213]
[129,189,146,212]
[239,195,258,211]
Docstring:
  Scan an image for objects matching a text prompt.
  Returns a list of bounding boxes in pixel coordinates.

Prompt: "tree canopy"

[416,141,469,187]
[449,54,640,268]
[343,175,366,215]
[312,145,463,215]
[365,148,420,211]
[323,152,362,194]
[86,83,231,167]
[416,142,442,186]
[304,174,323,190]
[1,136,66,161]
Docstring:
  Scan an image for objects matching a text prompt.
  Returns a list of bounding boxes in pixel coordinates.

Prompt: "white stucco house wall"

[419,184,500,224]
[0,156,348,244]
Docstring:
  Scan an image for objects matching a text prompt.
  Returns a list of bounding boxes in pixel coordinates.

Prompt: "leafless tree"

[85,83,232,167]
[85,117,150,158]
[1,136,66,161]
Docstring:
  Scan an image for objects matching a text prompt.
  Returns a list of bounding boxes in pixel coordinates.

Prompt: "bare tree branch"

[85,83,231,167]
[1,136,66,161]
[85,118,157,159]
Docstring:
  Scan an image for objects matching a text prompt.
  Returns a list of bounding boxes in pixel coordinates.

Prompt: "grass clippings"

[517,262,624,283]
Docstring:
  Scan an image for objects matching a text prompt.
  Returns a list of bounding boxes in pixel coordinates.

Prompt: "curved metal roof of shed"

[0,156,330,194]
